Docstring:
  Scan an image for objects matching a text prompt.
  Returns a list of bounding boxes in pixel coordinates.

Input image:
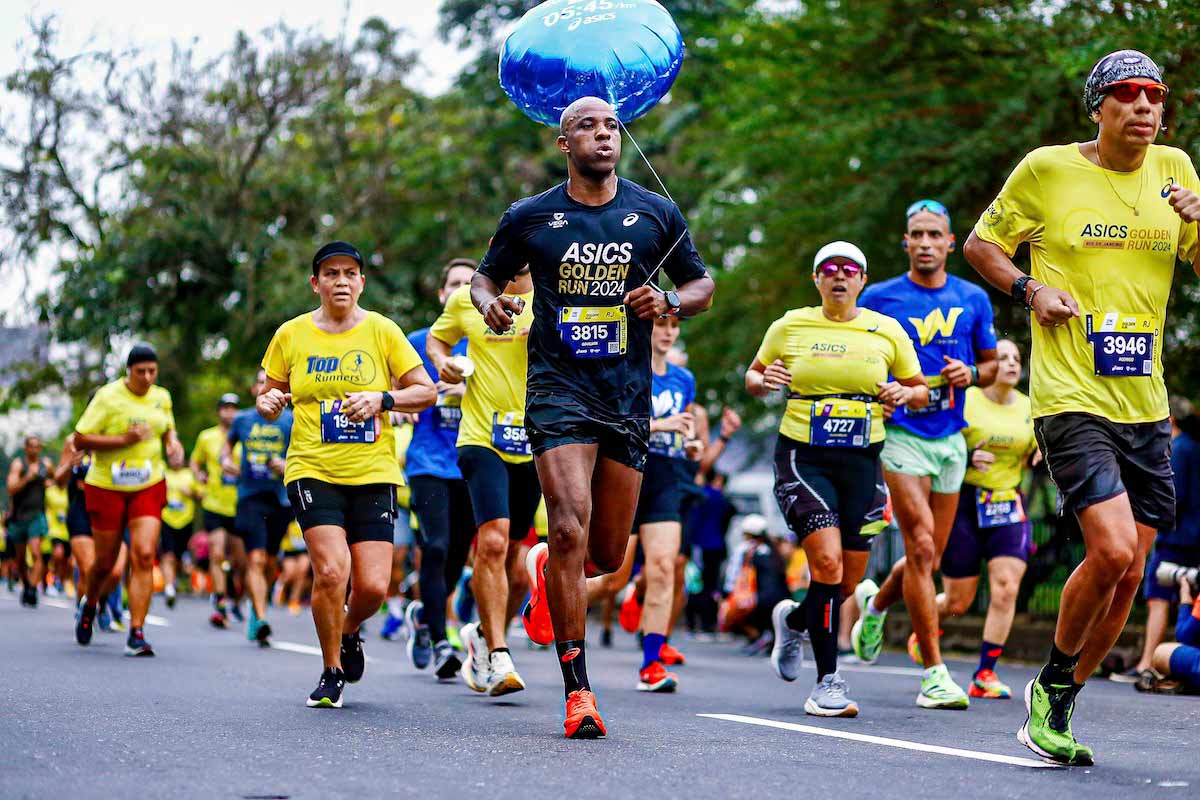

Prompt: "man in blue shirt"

[852,200,998,709]
[223,379,294,646]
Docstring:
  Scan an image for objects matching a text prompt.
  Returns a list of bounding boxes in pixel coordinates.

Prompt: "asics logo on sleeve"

[908,308,964,346]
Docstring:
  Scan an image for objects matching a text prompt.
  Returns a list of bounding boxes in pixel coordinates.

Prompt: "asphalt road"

[2,592,1197,799]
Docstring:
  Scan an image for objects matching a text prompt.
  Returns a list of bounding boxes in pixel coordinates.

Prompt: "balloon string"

[620,119,687,290]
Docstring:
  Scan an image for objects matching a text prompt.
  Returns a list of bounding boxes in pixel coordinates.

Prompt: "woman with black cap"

[257,241,435,708]
[72,343,185,656]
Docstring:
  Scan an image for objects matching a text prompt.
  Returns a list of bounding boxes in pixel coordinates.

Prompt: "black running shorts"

[773,434,885,551]
[234,492,294,555]
[286,479,396,545]
[525,391,650,472]
[1034,412,1174,530]
[632,455,688,530]
[202,510,236,534]
[457,445,542,539]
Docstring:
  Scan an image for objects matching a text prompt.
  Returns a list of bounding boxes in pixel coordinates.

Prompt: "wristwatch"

[1010,275,1035,309]
[661,290,682,318]
[380,391,395,412]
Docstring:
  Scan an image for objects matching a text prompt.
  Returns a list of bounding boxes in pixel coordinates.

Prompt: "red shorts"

[84,480,166,533]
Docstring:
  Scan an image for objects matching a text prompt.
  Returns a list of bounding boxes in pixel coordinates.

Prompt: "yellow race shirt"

[429,285,535,464]
[44,484,68,541]
[77,380,175,492]
[262,310,424,486]
[962,386,1036,491]
[162,467,197,529]
[193,426,238,517]
[755,307,922,445]
[974,143,1200,423]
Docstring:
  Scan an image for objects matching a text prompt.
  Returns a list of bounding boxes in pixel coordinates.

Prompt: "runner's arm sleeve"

[476,206,526,286]
[385,320,426,381]
[660,202,708,286]
[886,318,923,380]
[261,326,291,382]
[429,288,467,345]
[754,319,786,365]
[972,154,1045,256]
[1178,158,1200,265]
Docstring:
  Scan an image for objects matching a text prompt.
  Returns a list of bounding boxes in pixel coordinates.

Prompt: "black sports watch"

[380,391,395,412]
[662,290,682,318]
[1010,275,1035,309]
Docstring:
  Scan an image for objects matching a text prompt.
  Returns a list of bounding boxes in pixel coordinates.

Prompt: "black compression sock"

[804,581,841,679]
[785,597,808,632]
[1040,643,1079,687]
[556,639,590,698]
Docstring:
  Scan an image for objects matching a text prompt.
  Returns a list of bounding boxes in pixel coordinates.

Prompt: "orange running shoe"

[522,542,554,646]
[659,642,686,666]
[618,584,642,634]
[563,689,607,739]
[636,661,678,693]
[968,669,1012,699]
[906,629,943,665]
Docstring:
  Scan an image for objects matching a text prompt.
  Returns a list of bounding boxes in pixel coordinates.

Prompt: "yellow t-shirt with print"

[754,307,922,445]
[262,310,424,486]
[77,380,175,492]
[974,143,1200,423]
[162,467,198,529]
[429,285,534,464]
[44,484,68,542]
[193,426,238,518]
[962,386,1036,491]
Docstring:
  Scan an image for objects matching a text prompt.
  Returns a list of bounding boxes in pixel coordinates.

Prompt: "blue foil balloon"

[499,0,685,127]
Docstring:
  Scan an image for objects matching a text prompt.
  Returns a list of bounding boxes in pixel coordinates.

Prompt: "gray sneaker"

[405,601,432,670]
[804,672,859,718]
[770,599,806,682]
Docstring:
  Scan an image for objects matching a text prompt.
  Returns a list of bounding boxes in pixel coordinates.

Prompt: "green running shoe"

[851,579,885,664]
[917,664,969,709]
[1066,683,1094,766]
[1018,674,1077,765]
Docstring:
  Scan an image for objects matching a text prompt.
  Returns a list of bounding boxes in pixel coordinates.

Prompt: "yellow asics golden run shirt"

[262,310,424,487]
[193,427,238,517]
[44,484,68,541]
[162,467,197,529]
[429,285,535,464]
[962,386,1036,491]
[77,380,175,492]
[975,143,1200,423]
[755,307,921,445]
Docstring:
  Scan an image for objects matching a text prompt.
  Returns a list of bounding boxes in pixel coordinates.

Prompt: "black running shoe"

[75,602,96,646]
[306,667,345,708]
[21,584,37,607]
[600,628,613,648]
[433,640,462,681]
[341,630,365,683]
[255,621,272,647]
[124,627,155,657]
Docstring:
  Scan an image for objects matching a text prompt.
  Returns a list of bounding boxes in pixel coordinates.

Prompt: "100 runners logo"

[305,350,378,385]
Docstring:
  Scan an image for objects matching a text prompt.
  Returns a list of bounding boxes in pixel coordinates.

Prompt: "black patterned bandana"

[1084,50,1163,113]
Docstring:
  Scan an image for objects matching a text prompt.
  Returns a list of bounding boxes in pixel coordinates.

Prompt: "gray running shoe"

[769,599,806,682]
[804,672,859,718]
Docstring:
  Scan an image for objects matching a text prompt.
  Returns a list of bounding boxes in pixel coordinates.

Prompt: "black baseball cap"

[312,241,365,275]
[126,343,158,367]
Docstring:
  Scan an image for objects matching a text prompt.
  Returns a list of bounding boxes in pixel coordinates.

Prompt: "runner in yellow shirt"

[72,344,185,656]
[428,268,539,698]
[965,49,1200,765]
[191,394,242,628]
[257,240,434,708]
[161,465,200,609]
[746,241,926,718]
[43,479,70,596]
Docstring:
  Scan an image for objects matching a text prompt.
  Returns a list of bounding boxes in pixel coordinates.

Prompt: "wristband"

[969,365,979,385]
[1010,275,1033,306]
[719,434,731,444]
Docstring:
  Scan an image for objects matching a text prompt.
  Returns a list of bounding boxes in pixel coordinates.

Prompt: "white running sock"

[387,596,404,618]
[865,597,885,617]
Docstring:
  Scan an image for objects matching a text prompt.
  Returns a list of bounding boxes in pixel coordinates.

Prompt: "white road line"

[271,640,379,662]
[2,594,170,626]
[698,713,1056,769]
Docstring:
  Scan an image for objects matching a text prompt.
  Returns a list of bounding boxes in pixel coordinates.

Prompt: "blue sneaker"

[230,602,245,623]
[380,613,404,641]
[98,600,113,632]
[454,568,475,625]
[406,601,432,670]
[247,607,261,642]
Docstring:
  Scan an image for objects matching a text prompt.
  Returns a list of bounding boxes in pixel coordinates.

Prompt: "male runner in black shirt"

[473,96,715,738]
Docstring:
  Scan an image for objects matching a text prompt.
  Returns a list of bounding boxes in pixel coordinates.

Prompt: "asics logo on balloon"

[623,213,639,227]
[549,212,568,229]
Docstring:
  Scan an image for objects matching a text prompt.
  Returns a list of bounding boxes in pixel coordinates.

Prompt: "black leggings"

[409,476,476,643]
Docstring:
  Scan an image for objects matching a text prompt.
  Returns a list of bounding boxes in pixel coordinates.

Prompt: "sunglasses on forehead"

[906,199,950,220]
[814,260,864,277]
[1103,81,1169,104]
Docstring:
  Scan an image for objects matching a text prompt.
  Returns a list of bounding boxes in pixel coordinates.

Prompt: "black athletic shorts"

[286,479,396,545]
[234,492,293,555]
[203,510,236,534]
[159,522,192,559]
[67,497,91,538]
[633,455,687,530]
[525,391,650,472]
[1035,412,1174,530]
[773,434,885,552]
[457,446,542,539]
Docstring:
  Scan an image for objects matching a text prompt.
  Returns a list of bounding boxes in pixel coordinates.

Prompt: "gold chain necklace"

[1095,142,1146,216]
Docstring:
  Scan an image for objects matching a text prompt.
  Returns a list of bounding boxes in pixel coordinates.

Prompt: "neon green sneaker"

[1017,675,1077,765]
[917,664,969,709]
[851,579,884,664]
[1066,684,1094,766]
[446,625,464,652]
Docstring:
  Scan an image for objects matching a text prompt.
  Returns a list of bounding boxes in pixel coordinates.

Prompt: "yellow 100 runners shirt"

[962,386,1036,491]
[162,467,198,529]
[975,143,1200,423]
[429,284,535,464]
[262,310,424,487]
[754,307,922,446]
[76,380,176,492]
[193,427,239,517]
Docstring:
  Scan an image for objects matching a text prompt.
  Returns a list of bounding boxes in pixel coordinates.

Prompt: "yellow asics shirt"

[755,307,922,445]
[962,386,1035,490]
[77,380,175,492]
[44,484,68,541]
[974,143,1200,423]
[193,427,238,517]
[262,310,424,487]
[162,467,197,529]
[429,285,535,464]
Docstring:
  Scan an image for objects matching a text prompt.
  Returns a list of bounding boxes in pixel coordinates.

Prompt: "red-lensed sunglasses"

[1103,81,1169,104]
[815,261,864,278]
